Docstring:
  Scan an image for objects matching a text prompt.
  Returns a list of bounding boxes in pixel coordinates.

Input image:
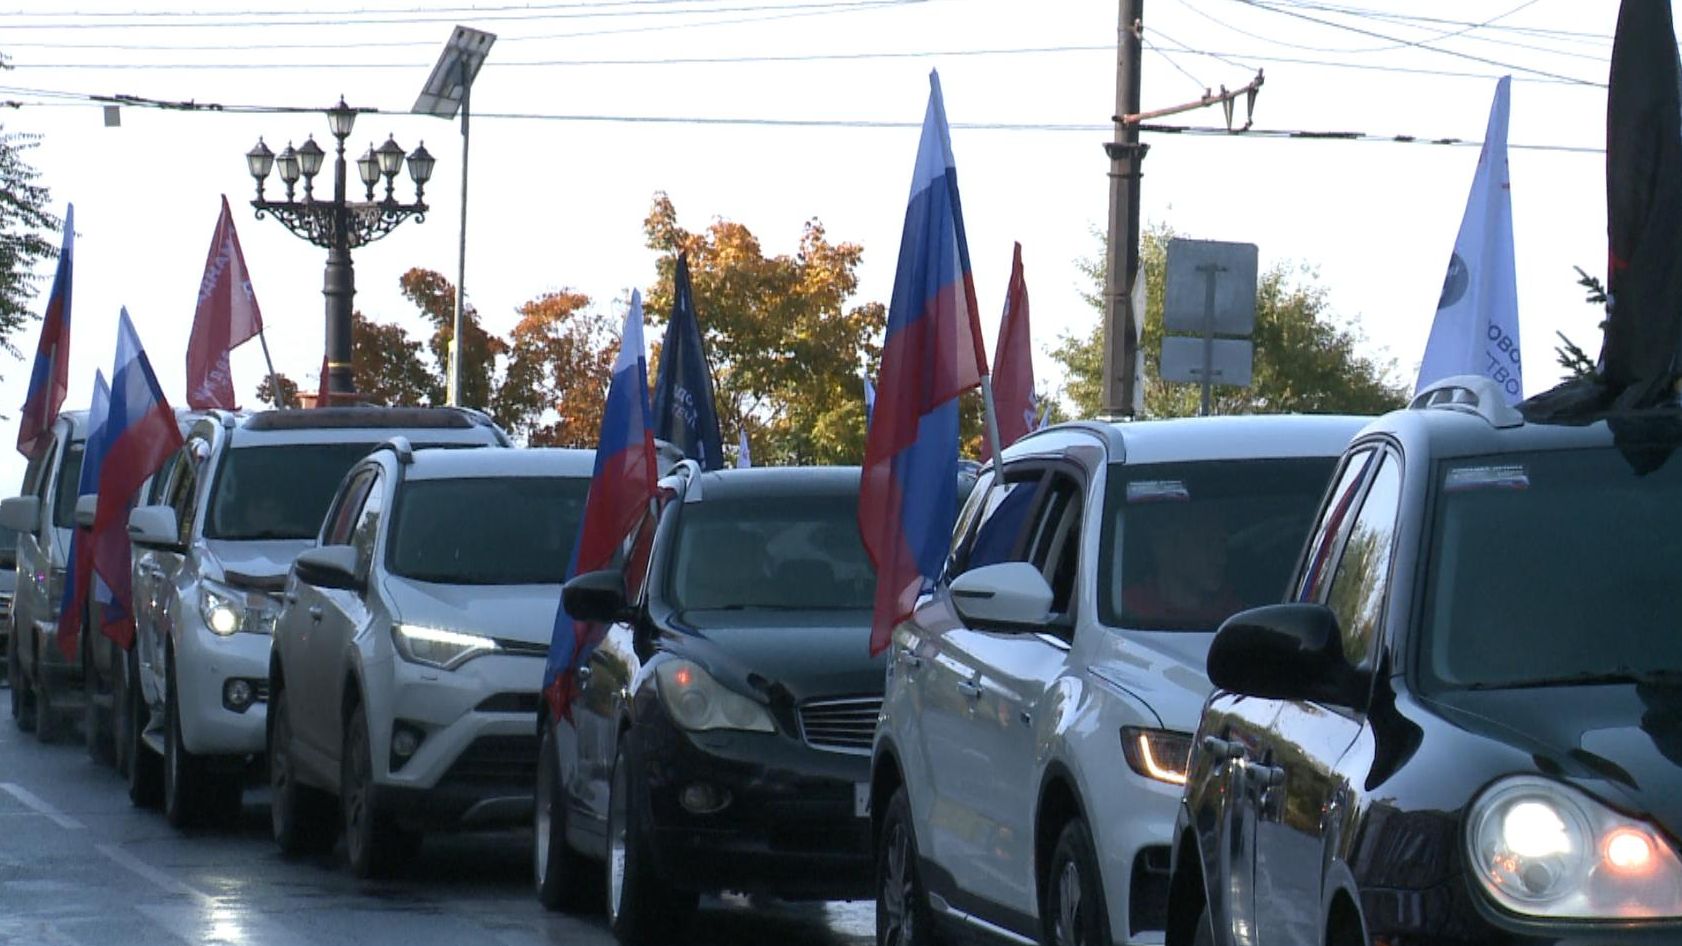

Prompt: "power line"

[1144,38,1212,94]
[1256,0,1612,44]
[14,0,747,17]
[1151,42,1596,86]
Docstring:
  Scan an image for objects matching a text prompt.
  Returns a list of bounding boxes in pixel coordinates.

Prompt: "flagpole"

[256,329,288,409]
[979,373,1007,475]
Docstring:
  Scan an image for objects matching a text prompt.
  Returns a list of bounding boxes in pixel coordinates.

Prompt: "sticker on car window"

[1126,480,1190,503]
[1444,464,1530,492]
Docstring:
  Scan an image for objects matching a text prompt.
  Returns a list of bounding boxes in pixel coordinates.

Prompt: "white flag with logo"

[1417,76,1522,404]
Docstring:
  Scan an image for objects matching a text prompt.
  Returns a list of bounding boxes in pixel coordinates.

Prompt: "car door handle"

[1246,762,1287,789]
[1201,735,1246,761]
[901,653,924,671]
[956,680,983,700]
[307,605,322,622]
[576,664,592,684]
[283,592,298,605]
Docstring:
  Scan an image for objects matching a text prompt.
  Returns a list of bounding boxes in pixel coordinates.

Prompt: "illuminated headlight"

[1467,775,1682,919]
[655,659,775,734]
[1121,727,1193,786]
[199,581,278,637]
[392,623,498,671]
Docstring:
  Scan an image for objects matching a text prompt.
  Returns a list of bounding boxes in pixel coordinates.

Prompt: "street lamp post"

[245,98,435,403]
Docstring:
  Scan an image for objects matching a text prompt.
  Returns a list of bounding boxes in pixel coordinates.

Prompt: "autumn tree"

[255,372,300,409]
[397,268,505,410]
[352,309,443,407]
[1052,227,1407,417]
[1,92,61,366]
[496,290,617,447]
[643,193,886,465]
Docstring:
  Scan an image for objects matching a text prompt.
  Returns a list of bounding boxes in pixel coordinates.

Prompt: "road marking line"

[97,844,214,905]
[0,782,86,830]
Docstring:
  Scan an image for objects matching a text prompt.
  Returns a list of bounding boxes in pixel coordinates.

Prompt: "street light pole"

[246,98,434,405]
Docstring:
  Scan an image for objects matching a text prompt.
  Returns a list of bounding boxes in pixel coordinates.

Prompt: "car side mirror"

[1207,604,1368,708]
[949,562,1054,629]
[563,568,632,624]
[75,494,97,530]
[128,505,184,552]
[293,545,363,593]
[0,496,41,536]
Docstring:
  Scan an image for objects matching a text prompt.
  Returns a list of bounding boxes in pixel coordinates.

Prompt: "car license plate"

[854,782,871,818]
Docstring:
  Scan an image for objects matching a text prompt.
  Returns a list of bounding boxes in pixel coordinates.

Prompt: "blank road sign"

[1164,239,1259,336]
[1160,337,1254,387]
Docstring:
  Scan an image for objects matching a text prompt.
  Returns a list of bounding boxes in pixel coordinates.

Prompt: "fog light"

[389,723,424,771]
[222,678,255,712]
[679,783,731,815]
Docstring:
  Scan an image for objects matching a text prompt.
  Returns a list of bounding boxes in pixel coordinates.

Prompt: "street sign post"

[1162,238,1259,415]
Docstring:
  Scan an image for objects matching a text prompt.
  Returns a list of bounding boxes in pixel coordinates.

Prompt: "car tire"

[34,651,62,745]
[536,720,600,913]
[127,651,163,809]
[341,703,415,878]
[1043,817,1112,946]
[876,785,945,946]
[270,687,337,856]
[85,633,115,766]
[10,631,36,733]
[605,735,696,945]
[163,657,205,828]
[112,644,132,778]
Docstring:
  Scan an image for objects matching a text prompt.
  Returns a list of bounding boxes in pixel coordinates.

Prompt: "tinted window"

[51,442,85,529]
[205,443,377,540]
[1324,455,1400,669]
[387,476,590,585]
[1423,447,1682,689]
[0,524,17,568]
[667,491,871,611]
[1298,449,1375,600]
[962,477,1040,573]
[1099,457,1338,631]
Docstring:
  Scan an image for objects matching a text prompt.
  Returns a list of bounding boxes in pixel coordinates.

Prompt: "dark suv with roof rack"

[1168,374,1682,946]
[120,406,509,827]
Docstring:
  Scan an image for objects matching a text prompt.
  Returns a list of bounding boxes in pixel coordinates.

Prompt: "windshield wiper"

[1469,668,1682,690]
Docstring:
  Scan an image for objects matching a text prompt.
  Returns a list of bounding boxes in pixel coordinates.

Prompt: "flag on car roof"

[983,242,1033,460]
[651,253,724,470]
[1416,76,1522,404]
[1600,0,1682,408]
[186,195,265,410]
[543,291,658,722]
[17,205,74,458]
[55,370,108,658]
[91,310,184,650]
[859,71,989,656]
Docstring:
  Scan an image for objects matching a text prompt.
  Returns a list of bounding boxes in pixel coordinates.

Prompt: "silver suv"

[123,406,509,827]
[1,410,88,742]
[269,443,592,877]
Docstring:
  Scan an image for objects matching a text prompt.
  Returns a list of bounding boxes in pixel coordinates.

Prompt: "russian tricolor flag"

[544,291,657,721]
[860,72,988,655]
[55,370,108,658]
[91,310,183,650]
[17,205,74,458]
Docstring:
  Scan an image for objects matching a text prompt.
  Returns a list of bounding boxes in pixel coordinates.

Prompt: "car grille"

[474,691,541,714]
[443,734,539,786]
[797,695,881,754]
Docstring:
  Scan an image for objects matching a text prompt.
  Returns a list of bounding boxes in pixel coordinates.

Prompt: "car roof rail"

[375,436,416,466]
[1408,375,1525,429]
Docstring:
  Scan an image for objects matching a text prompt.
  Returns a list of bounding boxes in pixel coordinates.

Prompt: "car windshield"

[205,443,378,540]
[387,476,590,585]
[52,441,85,530]
[667,491,872,612]
[1422,446,1682,690]
[1099,457,1338,631]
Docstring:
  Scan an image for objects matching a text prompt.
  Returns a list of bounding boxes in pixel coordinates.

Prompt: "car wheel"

[605,735,696,945]
[85,634,115,766]
[877,785,944,946]
[1191,902,1216,946]
[270,687,337,856]
[536,720,600,912]
[163,658,204,828]
[127,652,163,809]
[112,645,131,778]
[1043,817,1112,946]
[341,703,415,878]
[34,652,61,744]
[9,631,36,732]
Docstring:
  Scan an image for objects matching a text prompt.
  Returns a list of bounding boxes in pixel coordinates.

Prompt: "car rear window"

[667,491,871,612]
[1099,457,1338,631]
[205,443,379,540]
[387,476,590,585]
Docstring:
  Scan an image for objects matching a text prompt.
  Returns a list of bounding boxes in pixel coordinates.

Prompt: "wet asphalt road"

[0,696,874,946]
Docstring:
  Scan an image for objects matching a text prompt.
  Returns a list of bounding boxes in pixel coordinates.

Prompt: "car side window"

[1296,448,1376,602]
[165,440,207,546]
[1323,454,1402,670]
[350,471,385,577]
[324,471,376,547]
[954,471,1043,577]
[1025,472,1083,616]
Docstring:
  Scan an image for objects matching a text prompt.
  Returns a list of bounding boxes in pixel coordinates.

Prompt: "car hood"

[1086,628,1216,730]
[659,608,885,703]
[205,539,314,588]
[382,577,562,647]
[1429,684,1682,841]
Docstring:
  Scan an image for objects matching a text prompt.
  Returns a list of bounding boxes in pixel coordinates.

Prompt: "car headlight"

[1467,775,1682,919]
[392,623,498,671]
[1122,727,1193,785]
[654,659,775,734]
[199,580,278,637]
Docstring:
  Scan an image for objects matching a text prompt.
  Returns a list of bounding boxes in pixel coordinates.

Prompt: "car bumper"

[174,622,270,757]
[33,618,82,684]
[635,708,874,900]
[368,652,547,831]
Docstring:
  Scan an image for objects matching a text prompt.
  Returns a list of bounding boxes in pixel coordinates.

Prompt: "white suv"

[268,443,591,877]
[124,406,510,827]
[870,415,1365,946]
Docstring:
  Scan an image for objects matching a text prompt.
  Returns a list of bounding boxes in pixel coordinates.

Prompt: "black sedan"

[1166,382,1682,946]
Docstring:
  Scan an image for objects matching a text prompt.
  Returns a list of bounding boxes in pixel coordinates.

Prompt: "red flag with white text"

[186,195,264,409]
[983,243,1033,460]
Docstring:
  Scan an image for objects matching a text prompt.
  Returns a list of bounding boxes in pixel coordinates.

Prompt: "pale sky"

[0,0,1646,490]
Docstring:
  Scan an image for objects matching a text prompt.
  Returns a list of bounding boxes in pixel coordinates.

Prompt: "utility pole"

[1101,0,1147,418]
